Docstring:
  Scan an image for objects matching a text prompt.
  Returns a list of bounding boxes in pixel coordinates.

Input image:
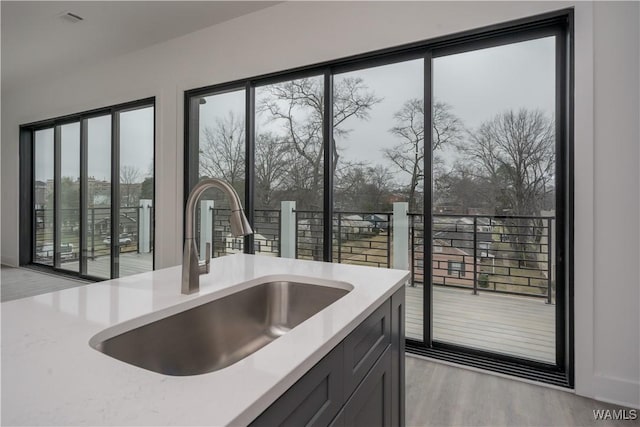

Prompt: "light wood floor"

[1,265,88,302]
[406,356,635,427]
[1,252,151,302]
[406,285,555,363]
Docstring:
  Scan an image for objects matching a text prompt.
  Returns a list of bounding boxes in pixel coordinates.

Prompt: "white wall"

[1,1,638,408]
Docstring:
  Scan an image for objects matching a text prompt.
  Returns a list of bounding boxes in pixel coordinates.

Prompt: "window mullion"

[53,125,62,268]
[323,70,333,262]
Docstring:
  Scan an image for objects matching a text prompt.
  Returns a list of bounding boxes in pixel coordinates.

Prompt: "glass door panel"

[332,59,424,341]
[431,37,557,363]
[193,89,246,258]
[255,76,325,261]
[58,122,81,271]
[118,106,154,277]
[86,115,112,278]
[34,128,55,266]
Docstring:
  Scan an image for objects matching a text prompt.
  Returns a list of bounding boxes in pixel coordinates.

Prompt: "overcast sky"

[36,36,555,192]
[197,36,555,188]
[35,106,154,183]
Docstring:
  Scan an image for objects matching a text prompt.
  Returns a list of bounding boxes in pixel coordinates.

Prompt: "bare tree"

[120,165,141,207]
[199,111,245,189]
[460,109,555,216]
[255,132,290,209]
[335,164,394,212]
[258,77,381,209]
[434,161,498,212]
[384,99,461,211]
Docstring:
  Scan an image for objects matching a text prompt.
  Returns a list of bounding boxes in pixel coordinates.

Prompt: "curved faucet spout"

[182,178,253,294]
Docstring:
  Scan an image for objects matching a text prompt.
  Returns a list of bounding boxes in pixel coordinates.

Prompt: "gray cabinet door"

[343,299,391,400]
[342,346,392,427]
[249,344,344,427]
[250,289,404,427]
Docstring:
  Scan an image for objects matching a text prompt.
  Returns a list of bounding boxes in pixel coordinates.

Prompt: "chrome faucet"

[182,178,253,294]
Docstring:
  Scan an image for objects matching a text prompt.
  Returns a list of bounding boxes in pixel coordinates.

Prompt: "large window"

[184,12,572,385]
[21,98,155,280]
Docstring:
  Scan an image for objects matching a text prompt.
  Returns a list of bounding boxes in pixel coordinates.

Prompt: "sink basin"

[90,280,350,376]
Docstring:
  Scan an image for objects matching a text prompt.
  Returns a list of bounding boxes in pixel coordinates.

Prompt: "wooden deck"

[406,285,555,363]
[60,252,153,278]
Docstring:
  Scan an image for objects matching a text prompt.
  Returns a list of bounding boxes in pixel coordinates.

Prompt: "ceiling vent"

[60,12,84,23]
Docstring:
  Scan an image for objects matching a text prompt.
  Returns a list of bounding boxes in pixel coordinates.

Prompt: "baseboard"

[590,374,640,409]
[1,257,19,267]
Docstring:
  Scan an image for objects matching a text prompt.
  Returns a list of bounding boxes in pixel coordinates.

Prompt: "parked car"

[36,243,75,260]
[103,234,133,246]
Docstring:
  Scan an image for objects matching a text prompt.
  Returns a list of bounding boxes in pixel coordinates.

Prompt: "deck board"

[406,285,555,363]
[61,252,153,278]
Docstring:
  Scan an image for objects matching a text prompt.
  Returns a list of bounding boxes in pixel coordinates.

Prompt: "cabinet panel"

[251,288,405,427]
[250,344,344,427]
[343,299,391,399]
[391,287,406,427]
[343,346,392,427]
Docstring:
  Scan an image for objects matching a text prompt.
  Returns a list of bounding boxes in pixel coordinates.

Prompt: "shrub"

[478,273,490,288]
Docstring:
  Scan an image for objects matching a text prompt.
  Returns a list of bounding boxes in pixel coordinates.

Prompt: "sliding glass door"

[183,12,571,383]
[429,36,558,363]
[26,99,155,280]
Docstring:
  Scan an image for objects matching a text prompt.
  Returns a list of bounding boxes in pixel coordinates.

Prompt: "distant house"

[335,214,374,235]
[411,241,474,288]
[363,214,390,230]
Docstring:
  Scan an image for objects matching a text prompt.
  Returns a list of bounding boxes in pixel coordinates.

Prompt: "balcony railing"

[34,204,154,264]
[199,202,555,303]
[36,202,554,303]
[428,214,553,303]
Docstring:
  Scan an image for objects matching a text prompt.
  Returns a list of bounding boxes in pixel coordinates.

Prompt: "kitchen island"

[2,254,408,426]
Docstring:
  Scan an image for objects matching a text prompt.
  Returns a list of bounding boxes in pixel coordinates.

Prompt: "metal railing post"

[337,212,342,263]
[294,211,299,259]
[392,202,409,271]
[280,201,296,259]
[547,217,553,304]
[211,208,216,257]
[409,215,415,287]
[277,210,282,257]
[91,208,95,260]
[137,206,141,254]
[387,213,391,269]
[472,216,478,296]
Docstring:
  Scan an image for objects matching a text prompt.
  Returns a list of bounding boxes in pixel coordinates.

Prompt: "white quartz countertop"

[2,254,409,426]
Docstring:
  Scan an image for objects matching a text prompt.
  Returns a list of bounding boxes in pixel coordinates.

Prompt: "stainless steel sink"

[90,281,350,376]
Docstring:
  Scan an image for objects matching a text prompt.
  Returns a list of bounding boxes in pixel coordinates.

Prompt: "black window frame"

[19,97,156,281]
[184,9,574,387]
